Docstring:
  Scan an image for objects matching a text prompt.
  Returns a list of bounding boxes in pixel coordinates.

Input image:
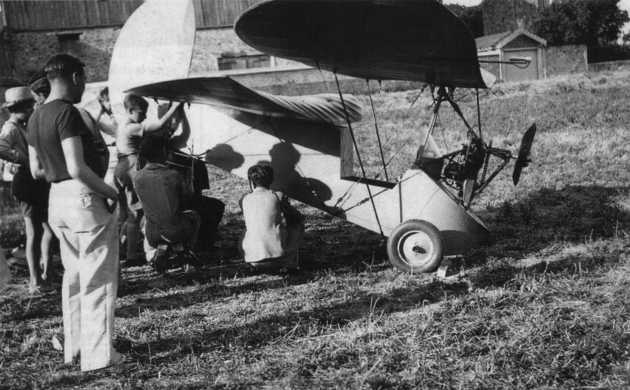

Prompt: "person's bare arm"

[143,102,182,133]
[95,110,118,137]
[168,106,191,150]
[0,128,26,164]
[239,194,246,211]
[61,136,117,200]
[0,138,20,164]
[28,146,46,180]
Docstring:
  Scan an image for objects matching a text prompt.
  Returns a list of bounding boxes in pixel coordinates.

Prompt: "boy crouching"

[241,164,304,269]
[133,135,200,267]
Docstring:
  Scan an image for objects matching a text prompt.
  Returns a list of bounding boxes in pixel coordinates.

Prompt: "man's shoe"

[183,250,202,268]
[151,248,169,274]
[110,351,126,365]
[81,350,127,372]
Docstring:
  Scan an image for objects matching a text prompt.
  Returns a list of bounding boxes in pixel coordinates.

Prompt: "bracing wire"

[366,80,389,182]
[378,85,431,174]
[476,89,483,142]
[334,73,384,237]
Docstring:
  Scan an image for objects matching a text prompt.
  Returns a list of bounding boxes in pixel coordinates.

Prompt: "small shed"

[476,28,547,83]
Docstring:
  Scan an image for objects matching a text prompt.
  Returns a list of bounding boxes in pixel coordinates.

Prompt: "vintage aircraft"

[110,0,535,274]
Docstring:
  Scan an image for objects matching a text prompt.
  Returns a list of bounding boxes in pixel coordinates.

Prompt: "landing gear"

[387,220,443,273]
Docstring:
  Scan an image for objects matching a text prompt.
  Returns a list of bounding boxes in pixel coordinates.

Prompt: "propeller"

[512,124,537,185]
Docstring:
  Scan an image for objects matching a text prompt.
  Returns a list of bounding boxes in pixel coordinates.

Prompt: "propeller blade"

[513,124,537,185]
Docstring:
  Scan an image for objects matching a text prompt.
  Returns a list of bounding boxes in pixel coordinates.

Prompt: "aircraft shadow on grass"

[18,184,627,343]
[100,188,630,368]
[12,185,626,328]
[114,185,630,317]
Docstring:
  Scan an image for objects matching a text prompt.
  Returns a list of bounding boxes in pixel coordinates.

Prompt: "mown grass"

[1,71,630,389]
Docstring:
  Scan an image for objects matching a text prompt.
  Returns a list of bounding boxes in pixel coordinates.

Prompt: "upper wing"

[235,0,486,89]
[126,76,362,125]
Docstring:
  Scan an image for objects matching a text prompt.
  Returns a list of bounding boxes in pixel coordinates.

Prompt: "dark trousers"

[188,195,224,251]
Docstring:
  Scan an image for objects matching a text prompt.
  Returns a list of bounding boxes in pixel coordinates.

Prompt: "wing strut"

[334,73,384,237]
[366,80,389,182]
[476,89,483,142]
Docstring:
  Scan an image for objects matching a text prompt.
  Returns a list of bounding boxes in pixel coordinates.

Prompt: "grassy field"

[1,71,630,389]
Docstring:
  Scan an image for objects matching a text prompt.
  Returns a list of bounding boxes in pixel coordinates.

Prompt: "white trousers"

[49,180,119,371]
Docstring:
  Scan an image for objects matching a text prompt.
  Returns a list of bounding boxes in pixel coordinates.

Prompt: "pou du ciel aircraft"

[106,0,536,274]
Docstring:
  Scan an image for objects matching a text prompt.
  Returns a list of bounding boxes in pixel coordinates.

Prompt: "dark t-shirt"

[26,99,108,182]
[133,162,187,227]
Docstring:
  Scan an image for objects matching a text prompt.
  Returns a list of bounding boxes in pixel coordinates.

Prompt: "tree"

[533,0,629,46]
[447,4,484,38]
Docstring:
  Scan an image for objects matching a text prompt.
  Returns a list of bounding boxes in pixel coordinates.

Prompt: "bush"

[588,45,630,63]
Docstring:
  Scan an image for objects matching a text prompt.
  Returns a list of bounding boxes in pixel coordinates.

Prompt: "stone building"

[478,0,588,83]
[0,0,271,86]
[0,0,141,84]
[476,29,547,82]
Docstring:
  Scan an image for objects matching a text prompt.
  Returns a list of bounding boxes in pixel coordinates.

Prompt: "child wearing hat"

[0,86,53,292]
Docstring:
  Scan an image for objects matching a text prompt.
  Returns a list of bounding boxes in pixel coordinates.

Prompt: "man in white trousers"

[26,54,122,371]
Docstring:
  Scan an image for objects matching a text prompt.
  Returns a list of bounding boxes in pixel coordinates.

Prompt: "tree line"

[448,0,629,48]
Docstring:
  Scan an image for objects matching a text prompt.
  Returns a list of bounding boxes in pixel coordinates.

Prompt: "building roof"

[476,28,547,52]
[475,31,513,52]
[0,0,262,32]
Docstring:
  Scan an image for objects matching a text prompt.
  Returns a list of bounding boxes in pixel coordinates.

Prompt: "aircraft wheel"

[387,220,443,273]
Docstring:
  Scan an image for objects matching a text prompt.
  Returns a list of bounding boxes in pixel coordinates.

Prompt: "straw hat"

[3,86,34,108]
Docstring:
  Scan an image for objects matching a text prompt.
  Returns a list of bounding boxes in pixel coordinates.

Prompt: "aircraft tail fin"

[108,0,196,115]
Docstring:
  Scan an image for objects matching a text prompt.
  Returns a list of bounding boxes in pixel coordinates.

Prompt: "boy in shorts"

[0,86,53,292]
[115,94,180,265]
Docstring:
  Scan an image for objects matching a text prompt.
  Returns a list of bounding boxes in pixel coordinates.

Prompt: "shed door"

[503,49,538,82]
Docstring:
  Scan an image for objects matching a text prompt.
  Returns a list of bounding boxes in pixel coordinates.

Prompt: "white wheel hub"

[397,230,435,267]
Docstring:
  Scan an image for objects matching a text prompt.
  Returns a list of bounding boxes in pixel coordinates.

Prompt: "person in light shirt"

[241,164,304,269]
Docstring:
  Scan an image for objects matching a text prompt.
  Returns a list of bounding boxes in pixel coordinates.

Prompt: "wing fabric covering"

[235,0,486,88]
[127,77,362,125]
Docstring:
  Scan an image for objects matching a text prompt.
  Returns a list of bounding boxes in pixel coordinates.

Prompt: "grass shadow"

[464,185,630,286]
[115,279,469,366]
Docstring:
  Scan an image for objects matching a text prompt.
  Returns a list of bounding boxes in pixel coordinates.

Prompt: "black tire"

[387,219,443,273]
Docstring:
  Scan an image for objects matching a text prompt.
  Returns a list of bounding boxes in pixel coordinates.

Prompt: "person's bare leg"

[23,216,41,290]
[40,222,53,281]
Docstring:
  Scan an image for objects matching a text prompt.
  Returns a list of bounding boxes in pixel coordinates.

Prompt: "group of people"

[0,53,305,371]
